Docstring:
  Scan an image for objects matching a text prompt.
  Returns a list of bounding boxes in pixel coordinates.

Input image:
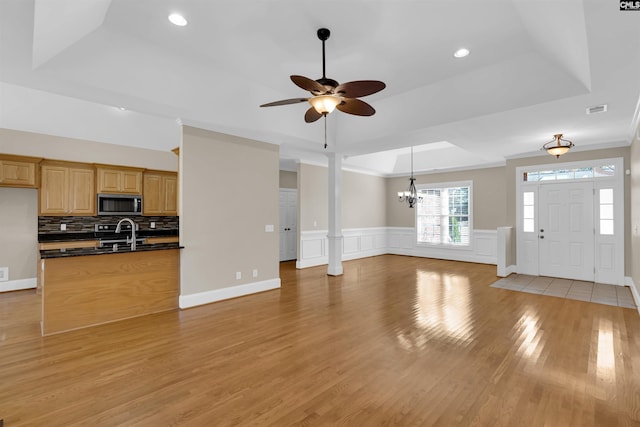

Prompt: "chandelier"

[398,146,422,208]
[542,133,574,158]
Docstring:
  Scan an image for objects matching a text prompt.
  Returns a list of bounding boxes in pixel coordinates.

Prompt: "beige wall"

[279,170,297,189]
[343,170,387,228]
[387,166,507,229]
[0,128,177,171]
[506,147,631,275]
[298,163,329,230]
[298,164,387,231]
[631,128,640,289]
[0,188,38,281]
[180,126,279,296]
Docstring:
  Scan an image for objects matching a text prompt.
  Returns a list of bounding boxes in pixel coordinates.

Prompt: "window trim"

[415,180,473,250]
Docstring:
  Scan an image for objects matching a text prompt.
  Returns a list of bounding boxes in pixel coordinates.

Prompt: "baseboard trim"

[0,277,36,293]
[387,248,496,265]
[497,265,517,277]
[179,278,281,309]
[625,276,640,316]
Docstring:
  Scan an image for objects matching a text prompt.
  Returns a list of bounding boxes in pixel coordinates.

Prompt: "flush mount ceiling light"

[454,48,470,58]
[542,133,575,158]
[168,13,187,26]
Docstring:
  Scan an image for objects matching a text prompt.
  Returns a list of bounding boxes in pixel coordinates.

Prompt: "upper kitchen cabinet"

[0,154,41,188]
[143,171,178,216]
[40,161,95,216]
[96,165,143,194]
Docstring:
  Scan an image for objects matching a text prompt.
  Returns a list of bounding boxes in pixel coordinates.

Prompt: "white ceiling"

[1,0,639,175]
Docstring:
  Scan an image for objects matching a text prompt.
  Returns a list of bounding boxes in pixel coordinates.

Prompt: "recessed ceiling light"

[168,13,187,27]
[454,48,470,58]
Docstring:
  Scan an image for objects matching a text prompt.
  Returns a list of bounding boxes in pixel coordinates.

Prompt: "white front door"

[538,181,594,281]
[279,189,297,261]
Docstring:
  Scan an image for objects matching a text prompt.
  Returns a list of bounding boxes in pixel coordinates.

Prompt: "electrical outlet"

[60,223,67,231]
[150,222,156,229]
[236,271,242,280]
[0,267,8,282]
[253,269,258,278]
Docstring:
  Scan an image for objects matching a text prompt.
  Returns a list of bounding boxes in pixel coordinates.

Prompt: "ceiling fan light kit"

[260,27,386,130]
[309,94,341,115]
[542,133,575,158]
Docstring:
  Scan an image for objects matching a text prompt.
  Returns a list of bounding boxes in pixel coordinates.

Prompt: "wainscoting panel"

[296,227,497,268]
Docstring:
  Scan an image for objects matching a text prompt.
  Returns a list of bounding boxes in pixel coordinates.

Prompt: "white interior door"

[279,189,297,261]
[538,181,594,281]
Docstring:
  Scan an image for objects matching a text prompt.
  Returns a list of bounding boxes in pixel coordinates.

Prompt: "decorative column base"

[327,234,343,276]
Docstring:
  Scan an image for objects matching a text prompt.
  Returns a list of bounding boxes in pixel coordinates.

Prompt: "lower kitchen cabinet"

[41,249,180,335]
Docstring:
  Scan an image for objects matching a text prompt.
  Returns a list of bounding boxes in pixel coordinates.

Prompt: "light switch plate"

[265,224,274,232]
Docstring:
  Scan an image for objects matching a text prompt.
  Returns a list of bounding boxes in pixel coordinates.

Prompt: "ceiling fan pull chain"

[324,115,328,149]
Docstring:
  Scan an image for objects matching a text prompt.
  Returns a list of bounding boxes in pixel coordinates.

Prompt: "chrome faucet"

[115,218,137,251]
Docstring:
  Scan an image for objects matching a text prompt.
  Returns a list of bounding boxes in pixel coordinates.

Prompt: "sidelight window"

[523,191,535,233]
[599,188,614,235]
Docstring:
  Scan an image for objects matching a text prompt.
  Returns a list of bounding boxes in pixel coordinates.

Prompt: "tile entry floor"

[491,274,637,309]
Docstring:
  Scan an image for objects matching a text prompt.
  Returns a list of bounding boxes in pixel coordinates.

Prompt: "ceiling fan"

[260,28,386,124]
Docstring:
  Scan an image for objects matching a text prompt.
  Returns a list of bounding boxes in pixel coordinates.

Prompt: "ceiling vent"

[586,104,607,115]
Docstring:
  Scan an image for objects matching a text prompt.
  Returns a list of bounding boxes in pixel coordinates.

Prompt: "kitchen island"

[40,245,180,335]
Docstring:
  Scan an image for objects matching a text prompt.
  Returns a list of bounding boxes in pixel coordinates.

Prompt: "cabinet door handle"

[540,235,544,239]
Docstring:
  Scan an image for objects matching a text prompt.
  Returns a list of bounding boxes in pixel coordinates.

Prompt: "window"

[523,191,535,232]
[599,188,614,235]
[416,182,471,246]
[522,164,616,182]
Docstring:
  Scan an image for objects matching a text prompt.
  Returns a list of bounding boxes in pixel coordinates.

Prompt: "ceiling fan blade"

[336,98,376,116]
[291,75,327,94]
[304,107,323,123]
[260,98,309,107]
[335,80,386,98]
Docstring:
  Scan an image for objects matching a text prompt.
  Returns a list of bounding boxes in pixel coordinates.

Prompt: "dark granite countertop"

[40,242,183,259]
[38,229,179,242]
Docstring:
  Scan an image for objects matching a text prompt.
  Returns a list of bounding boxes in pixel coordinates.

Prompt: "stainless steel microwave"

[97,194,142,216]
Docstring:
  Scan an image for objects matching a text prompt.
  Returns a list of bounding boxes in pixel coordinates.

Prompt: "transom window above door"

[522,164,615,182]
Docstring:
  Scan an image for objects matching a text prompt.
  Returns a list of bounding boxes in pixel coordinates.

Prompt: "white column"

[327,152,343,276]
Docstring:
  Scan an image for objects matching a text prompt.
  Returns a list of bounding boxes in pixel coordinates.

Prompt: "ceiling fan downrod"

[318,28,330,80]
[316,28,338,89]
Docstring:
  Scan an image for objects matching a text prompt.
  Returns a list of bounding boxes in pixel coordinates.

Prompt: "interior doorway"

[279,189,297,261]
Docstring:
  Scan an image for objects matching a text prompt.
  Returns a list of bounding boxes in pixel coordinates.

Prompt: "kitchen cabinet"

[96,166,143,194]
[0,154,41,188]
[143,171,178,216]
[41,249,179,335]
[40,161,95,215]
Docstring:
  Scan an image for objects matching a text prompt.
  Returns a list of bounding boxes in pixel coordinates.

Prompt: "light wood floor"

[1,255,639,426]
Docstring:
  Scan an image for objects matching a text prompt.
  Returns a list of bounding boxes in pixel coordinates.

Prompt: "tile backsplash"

[39,216,179,233]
